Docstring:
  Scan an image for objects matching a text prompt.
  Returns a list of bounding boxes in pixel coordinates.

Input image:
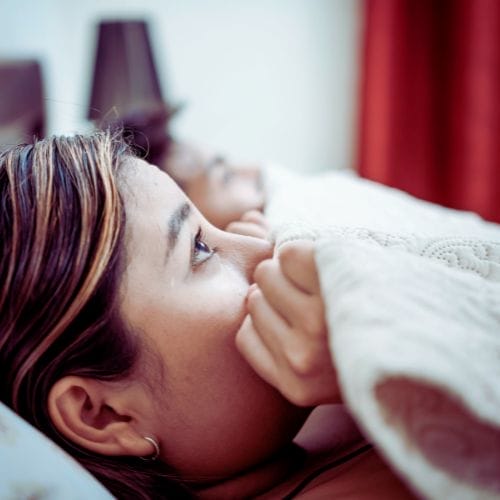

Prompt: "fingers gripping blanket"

[264,167,500,499]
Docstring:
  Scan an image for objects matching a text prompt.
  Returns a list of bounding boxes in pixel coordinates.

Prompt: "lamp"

[87,19,181,165]
[0,60,45,147]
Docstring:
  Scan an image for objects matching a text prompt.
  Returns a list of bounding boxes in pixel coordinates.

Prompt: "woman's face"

[165,143,265,229]
[119,158,307,479]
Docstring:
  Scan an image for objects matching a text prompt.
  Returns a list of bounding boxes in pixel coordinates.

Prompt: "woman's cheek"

[200,265,248,326]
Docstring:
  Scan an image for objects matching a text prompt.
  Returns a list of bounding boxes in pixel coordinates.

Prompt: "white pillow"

[0,401,114,499]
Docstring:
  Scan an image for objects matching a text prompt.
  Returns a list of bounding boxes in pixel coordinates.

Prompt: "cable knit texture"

[264,166,500,500]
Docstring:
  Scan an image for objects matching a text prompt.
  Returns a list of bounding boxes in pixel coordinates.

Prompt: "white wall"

[0,0,360,172]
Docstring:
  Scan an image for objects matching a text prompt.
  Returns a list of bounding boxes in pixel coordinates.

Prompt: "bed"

[264,165,500,499]
[2,166,500,499]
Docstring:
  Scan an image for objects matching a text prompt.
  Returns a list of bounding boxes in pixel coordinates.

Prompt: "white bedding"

[264,166,500,499]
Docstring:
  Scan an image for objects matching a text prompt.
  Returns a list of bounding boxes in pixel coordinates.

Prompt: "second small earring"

[140,435,160,461]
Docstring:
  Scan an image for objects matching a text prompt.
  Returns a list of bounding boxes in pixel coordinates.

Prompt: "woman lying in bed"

[0,132,415,499]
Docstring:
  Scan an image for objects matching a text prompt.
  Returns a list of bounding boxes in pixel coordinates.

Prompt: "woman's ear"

[48,376,157,459]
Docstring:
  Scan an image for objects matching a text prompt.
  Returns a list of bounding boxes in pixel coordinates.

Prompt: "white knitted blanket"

[264,166,500,500]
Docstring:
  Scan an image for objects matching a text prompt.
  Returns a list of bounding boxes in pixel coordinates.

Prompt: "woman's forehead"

[120,157,184,207]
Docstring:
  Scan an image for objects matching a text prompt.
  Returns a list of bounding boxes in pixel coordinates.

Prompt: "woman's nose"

[237,165,261,180]
[225,232,273,282]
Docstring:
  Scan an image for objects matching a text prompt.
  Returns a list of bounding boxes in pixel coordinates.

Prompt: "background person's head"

[0,132,307,498]
[163,141,266,230]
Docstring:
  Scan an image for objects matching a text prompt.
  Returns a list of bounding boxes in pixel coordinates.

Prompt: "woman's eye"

[208,160,233,186]
[192,228,214,267]
[222,167,234,184]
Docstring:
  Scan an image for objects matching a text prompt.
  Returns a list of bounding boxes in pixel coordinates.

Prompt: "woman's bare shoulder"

[258,405,417,499]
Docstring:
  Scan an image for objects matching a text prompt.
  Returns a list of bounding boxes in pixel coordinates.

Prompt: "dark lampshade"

[87,19,172,123]
[0,60,45,147]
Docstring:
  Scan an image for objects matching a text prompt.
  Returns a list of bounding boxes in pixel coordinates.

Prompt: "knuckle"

[234,327,245,348]
[301,302,326,337]
[279,241,316,284]
[247,288,262,311]
[241,210,261,222]
[286,345,318,377]
[253,259,275,284]
[303,315,324,338]
[280,239,314,263]
[235,318,250,348]
[279,241,303,265]
[283,384,316,407]
[227,222,248,236]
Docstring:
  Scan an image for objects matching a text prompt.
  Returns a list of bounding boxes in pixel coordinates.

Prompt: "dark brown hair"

[101,105,175,169]
[0,132,192,499]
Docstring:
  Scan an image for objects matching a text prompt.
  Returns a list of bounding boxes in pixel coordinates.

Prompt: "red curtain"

[357,0,500,222]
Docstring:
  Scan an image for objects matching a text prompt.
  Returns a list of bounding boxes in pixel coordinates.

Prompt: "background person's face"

[165,143,265,229]
[119,158,307,478]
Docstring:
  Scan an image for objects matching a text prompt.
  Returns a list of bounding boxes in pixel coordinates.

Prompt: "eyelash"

[191,227,215,267]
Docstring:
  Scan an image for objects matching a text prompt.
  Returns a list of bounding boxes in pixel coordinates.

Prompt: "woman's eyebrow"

[165,202,191,263]
[205,155,225,172]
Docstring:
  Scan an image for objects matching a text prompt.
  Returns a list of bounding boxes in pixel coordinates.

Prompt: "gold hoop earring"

[140,435,160,461]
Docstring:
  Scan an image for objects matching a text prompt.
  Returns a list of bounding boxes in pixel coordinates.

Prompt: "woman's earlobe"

[47,376,156,459]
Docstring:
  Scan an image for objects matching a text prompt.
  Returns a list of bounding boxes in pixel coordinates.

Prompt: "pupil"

[197,240,209,252]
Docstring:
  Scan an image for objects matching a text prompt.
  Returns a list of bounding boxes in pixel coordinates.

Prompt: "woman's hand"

[236,240,341,407]
[225,210,270,240]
